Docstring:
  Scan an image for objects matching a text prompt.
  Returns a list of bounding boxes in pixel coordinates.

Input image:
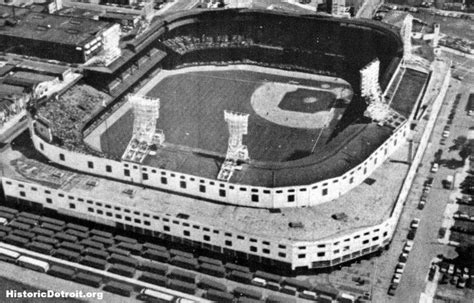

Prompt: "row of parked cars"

[388,218,420,296]
[419,177,434,209]
[389,134,443,296]
[438,261,472,289]
[440,94,461,145]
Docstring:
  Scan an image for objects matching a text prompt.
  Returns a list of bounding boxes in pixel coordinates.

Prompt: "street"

[370,52,474,303]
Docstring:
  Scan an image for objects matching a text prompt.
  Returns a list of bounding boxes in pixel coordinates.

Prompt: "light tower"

[217,110,250,182]
[360,59,389,123]
[360,59,383,100]
[360,59,406,127]
[224,110,249,161]
[432,23,440,48]
[122,94,164,163]
[401,14,413,63]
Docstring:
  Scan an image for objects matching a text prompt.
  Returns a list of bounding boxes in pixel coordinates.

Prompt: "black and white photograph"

[0,0,473,301]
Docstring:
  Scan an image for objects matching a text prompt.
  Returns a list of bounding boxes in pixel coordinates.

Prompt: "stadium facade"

[0,9,448,271]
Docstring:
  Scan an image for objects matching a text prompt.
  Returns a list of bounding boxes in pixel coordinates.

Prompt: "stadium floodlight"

[401,14,413,62]
[130,94,160,144]
[359,59,405,125]
[432,23,440,48]
[217,110,249,181]
[224,110,249,161]
[360,59,382,100]
[122,94,164,163]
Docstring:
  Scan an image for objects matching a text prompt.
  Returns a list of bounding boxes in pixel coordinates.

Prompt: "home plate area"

[251,81,352,129]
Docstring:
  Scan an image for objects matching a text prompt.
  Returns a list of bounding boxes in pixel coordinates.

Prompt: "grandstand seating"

[36,84,111,153]
[159,14,401,85]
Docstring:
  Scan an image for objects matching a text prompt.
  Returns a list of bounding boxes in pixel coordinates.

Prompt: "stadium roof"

[0,9,112,46]
[15,60,72,77]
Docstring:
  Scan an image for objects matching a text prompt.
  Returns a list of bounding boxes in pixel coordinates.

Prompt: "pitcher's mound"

[303,97,319,104]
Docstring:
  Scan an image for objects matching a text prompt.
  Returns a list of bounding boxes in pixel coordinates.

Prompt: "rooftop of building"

[381,10,410,29]
[14,60,73,77]
[10,71,57,83]
[0,131,411,242]
[0,83,25,96]
[0,5,112,46]
[56,7,102,20]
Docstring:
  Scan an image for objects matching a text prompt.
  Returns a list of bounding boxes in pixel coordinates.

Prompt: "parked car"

[431,163,439,173]
[457,278,466,288]
[392,273,402,284]
[428,265,437,281]
[407,229,416,240]
[424,177,434,187]
[395,263,405,274]
[442,130,450,138]
[387,285,396,296]
[403,241,414,253]
[411,218,420,229]
[462,267,469,280]
[399,252,408,263]
[448,263,455,275]
[418,200,426,210]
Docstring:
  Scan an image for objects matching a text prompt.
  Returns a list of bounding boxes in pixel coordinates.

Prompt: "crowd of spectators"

[36,84,112,155]
[174,59,338,79]
[161,20,347,55]
[163,34,255,55]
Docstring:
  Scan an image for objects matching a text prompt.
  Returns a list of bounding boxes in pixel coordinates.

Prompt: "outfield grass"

[101,69,351,162]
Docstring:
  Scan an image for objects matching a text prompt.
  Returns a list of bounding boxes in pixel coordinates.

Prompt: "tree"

[454,136,467,149]
[459,145,472,163]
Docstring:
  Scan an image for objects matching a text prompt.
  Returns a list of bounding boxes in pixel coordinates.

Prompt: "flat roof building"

[0,5,120,63]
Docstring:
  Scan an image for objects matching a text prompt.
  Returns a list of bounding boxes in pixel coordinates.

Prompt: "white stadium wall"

[29,120,410,209]
[1,176,393,270]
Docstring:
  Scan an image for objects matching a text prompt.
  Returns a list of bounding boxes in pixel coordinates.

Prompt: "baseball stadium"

[37,9,410,205]
[0,8,448,279]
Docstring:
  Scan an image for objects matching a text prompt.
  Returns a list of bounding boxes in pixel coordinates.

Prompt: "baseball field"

[100,65,353,162]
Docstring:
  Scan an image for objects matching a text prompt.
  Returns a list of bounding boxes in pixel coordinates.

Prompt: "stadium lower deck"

[1,132,409,242]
